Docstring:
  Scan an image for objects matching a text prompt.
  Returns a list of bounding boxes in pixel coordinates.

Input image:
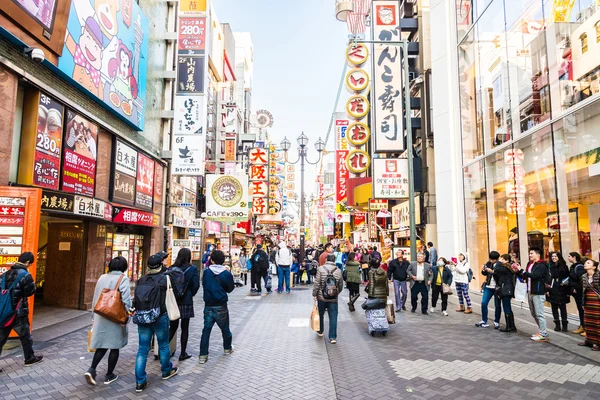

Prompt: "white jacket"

[276,242,293,266]
[453,252,470,284]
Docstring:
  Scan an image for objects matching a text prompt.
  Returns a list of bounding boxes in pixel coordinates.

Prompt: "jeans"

[277,266,291,292]
[481,287,501,324]
[431,284,448,311]
[455,282,472,307]
[528,293,547,335]
[0,315,35,361]
[411,282,429,312]
[393,280,407,310]
[135,314,173,384]
[317,301,338,340]
[362,268,368,282]
[200,305,232,356]
[501,296,512,315]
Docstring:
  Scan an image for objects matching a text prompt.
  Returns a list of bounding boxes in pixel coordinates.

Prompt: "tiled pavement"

[1,279,600,399]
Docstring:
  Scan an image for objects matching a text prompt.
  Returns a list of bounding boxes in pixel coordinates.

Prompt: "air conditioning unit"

[335,1,354,22]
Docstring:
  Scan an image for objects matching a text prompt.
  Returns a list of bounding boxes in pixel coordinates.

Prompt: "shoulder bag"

[165,275,181,321]
[93,274,128,324]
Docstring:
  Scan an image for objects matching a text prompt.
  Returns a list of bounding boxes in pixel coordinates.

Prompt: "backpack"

[265,275,272,290]
[132,275,163,325]
[322,267,339,300]
[467,268,474,282]
[0,270,27,327]
[372,252,382,263]
[165,266,187,299]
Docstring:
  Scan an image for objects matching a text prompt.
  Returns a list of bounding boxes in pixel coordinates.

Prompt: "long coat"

[90,271,132,350]
[549,262,571,304]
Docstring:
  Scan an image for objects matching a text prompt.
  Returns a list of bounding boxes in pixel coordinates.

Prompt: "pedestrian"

[319,243,334,266]
[420,245,430,265]
[132,253,179,392]
[578,259,600,351]
[238,248,249,286]
[475,251,502,329]
[199,250,235,363]
[370,246,382,263]
[168,248,200,361]
[335,245,347,272]
[548,252,570,332]
[517,248,551,342]
[0,252,43,373]
[291,254,300,286]
[298,258,311,285]
[387,249,409,312]
[360,248,371,283]
[345,252,361,311]
[568,252,586,335]
[407,252,433,314]
[84,256,131,385]
[494,254,518,333]
[250,244,269,294]
[427,242,438,266]
[276,241,293,293]
[452,252,473,314]
[430,257,453,316]
[367,258,388,302]
[313,254,343,344]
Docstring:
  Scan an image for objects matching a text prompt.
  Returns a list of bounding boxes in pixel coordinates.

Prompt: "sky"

[211,0,350,195]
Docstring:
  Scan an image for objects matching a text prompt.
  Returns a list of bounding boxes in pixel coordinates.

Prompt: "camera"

[24,47,45,63]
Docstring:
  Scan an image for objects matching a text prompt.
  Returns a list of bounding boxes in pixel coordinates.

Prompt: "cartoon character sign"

[58,0,149,130]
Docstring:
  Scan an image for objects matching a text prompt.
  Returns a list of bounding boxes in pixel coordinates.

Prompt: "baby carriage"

[232,263,244,287]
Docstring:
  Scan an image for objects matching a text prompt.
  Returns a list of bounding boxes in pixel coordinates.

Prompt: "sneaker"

[178,352,192,361]
[84,368,97,385]
[198,355,208,364]
[104,374,118,384]
[24,355,43,366]
[330,339,337,344]
[531,334,549,342]
[224,345,234,355]
[531,332,540,338]
[429,307,435,313]
[475,321,489,328]
[162,366,179,380]
[135,382,148,393]
[442,311,449,316]
[494,322,500,330]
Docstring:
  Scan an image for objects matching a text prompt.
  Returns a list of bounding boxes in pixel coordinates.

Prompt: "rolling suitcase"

[366,308,389,336]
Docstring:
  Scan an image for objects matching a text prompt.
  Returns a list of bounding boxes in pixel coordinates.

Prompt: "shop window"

[581,33,588,54]
[463,160,488,288]
[596,21,600,43]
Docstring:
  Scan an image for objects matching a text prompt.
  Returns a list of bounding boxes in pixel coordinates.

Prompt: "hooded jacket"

[2,263,36,317]
[275,242,293,266]
[453,252,470,284]
[203,264,235,307]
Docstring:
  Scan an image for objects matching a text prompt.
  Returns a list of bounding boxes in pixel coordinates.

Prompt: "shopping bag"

[87,329,96,353]
[302,271,308,282]
[153,334,176,358]
[310,303,320,332]
[290,272,295,288]
[165,275,181,321]
[442,283,453,295]
[386,299,396,324]
[515,279,527,303]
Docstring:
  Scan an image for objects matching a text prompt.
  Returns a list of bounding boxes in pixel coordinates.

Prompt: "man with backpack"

[312,254,343,344]
[517,247,551,342]
[0,252,43,372]
[370,246,382,263]
[275,241,293,293]
[250,244,269,294]
[199,250,235,364]
[133,253,179,392]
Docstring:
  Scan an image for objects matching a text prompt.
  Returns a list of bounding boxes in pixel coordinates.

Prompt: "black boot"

[554,320,561,332]
[509,314,517,332]
[500,314,511,332]
[562,320,569,332]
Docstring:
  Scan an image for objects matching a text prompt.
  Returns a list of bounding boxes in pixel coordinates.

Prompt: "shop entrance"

[36,216,86,309]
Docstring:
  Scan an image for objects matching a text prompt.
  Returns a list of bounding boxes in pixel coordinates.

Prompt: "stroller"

[232,263,244,287]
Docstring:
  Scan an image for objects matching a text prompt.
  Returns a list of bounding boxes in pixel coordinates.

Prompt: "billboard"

[206,175,249,222]
[62,110,97,197]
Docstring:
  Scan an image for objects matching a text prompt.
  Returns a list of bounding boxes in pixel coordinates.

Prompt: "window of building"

[581,33,588,54]
[463,160,488,288]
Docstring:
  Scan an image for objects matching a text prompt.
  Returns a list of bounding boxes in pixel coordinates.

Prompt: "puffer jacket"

[312,262,343,303]
[345,260,362,284]
[367,267,389,300]
[549,261,570,304]
[2,263,36,317]
[493,262,516,298]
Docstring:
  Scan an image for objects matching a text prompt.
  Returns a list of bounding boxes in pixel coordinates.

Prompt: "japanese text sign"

[178,17,206,53]
[373,158,409,199]
[249,147,269,214]
[113,207,158,227]
[174,95,205,135]
[41,191,74,213]
[115,141,138,177]
[177,55,205,94]
[62,110,97,197]
[136,153,154,209]
[205,174,249,222]
[172,134,205,176]
[34,92,64,190]
[336,150,350,203]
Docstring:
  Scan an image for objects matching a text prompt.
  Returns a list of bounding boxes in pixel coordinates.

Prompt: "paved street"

[2,279,600,399]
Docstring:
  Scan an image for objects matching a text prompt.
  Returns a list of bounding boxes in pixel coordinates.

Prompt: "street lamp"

[281,132,325,262]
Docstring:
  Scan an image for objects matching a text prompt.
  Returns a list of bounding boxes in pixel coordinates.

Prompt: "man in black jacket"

[518,248,550,342]
[388,249,409,312]
[0,252,43,371]
[250,244,269,294]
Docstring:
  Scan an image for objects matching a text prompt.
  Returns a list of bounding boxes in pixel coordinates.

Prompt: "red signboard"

[135,153,154,209]
[178,17,206,52]
[336,150,349,202]
[154,163,164,205]
[354,212,366,226]
[61,110,98,197]
[33,93,64,190]
[113,207,158,227]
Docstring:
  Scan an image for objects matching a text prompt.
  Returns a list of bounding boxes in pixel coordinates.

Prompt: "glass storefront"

[459,0,600,276]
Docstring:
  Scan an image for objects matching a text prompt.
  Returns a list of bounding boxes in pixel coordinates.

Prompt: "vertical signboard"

[372,158,409,199]
[135,153,154,209]
[61,110,97,197]
[372,1,404,152]
[248,147,269,215]
[113,140,138,205]
[335,119,350,205]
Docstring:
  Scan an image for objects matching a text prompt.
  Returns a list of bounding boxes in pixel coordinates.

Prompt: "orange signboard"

[0,187,42,337]
[225,139,236,161]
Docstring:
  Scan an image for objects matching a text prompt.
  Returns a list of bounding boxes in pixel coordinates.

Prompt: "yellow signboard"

[180,0,207,13]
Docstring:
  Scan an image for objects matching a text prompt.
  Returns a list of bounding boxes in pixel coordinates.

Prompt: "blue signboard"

[57,0,149,130]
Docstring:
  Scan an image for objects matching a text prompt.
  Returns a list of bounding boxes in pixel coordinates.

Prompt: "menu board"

[61,110,97,197]
[135,153,154,209]
[33,93,63,190]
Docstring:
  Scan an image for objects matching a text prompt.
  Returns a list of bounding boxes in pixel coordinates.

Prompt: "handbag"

[165,275,181,321]
[93,274,128,324]
[442,283,453,295]
[386,299,396,324]
[310,302,320,332]
[361,263,369,270]
[302,271,308,281]
[87,329,96,353]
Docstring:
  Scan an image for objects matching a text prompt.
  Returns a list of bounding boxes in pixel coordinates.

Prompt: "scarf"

[583,271,600,295]
[73,45,100,88]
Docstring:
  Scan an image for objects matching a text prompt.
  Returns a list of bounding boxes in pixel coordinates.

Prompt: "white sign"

[335,212,351,223]
[174,96,205,135]
[172,134,205,176]
[372,1,404,152]
[74,196,110,220]
[392,195,421,228]
[115,141,138,176]
[172,239,191,260]
[372,158,409,199]
[206,174,249,222]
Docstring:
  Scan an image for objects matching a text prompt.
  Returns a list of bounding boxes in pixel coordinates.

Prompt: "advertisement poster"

[172,134,204,175]
[178,17,206,53]
[34,92,64,190]
[113,172,135,205]
[115,140,138,176]
[153,163,164,209]
[174,95,205,135]
[335,150,349,203]
[113,207,157,227]
[372,158,409,199]
[61,110,97,196]
[11,0,57,31]
[177,55,205,94]
[135,153,154,209]
[57,0,149,129]
[205,174,249,222]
